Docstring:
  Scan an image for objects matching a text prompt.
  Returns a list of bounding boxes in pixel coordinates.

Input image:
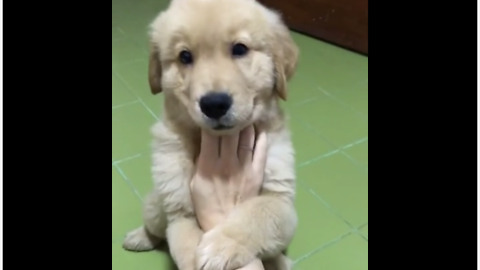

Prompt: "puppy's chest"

[261,137,296,196]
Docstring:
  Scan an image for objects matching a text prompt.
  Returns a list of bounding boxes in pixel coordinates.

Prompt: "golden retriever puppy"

[122,0,299,269]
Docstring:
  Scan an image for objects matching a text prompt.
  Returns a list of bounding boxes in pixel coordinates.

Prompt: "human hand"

[190,125,268,231]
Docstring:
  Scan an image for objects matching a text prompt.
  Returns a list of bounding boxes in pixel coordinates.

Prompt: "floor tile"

[118,154,154,199]
[112,73,137,107]
[112,167,143,241]
[344,140,368,168]
[327,81,368,117]
[112,103,157,161]
[360,224,368,239]
[112,39,147,67]
[285,68,323,106]
[289,118,336,165]
[114,59,164,116]
[112,242,177,270]
[291,95,368,148]
[294,233,368,270]
[298,153,368,227]
[288,184,351,260]
[112,26,126,42]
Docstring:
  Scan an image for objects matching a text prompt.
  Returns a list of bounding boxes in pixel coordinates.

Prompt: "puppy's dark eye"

[231,43,249,57]
[179,50,193,64]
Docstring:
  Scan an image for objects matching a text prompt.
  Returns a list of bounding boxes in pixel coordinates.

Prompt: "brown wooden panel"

[259,0,368,55]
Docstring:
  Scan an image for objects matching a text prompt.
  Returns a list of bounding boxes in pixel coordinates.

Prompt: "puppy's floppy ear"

[148,11,167,95]
[269,13,299,101]
[148,42,163,95]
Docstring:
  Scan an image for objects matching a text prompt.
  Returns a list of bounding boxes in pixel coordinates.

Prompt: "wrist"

[197,212,226,231]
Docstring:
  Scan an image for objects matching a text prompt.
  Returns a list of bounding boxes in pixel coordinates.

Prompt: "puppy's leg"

[123,192,166,251]
[196,195,297,270]
[167,217,204,270]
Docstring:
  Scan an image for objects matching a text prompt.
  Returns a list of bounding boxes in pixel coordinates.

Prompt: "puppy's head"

[149,0,298,134]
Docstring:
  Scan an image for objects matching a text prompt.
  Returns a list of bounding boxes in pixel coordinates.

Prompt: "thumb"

[252,130,268,175]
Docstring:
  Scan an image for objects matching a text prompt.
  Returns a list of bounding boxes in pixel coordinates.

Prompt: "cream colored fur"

[122,0,299,269]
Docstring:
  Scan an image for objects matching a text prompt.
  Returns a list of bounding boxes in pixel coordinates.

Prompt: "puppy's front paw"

[122,226,161,251]
[196,228,255,270]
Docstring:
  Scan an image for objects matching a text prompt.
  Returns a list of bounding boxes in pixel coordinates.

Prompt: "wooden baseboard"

[259,0,368,55]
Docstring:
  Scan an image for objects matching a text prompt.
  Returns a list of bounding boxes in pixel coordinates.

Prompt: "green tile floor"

[112,0,368,269]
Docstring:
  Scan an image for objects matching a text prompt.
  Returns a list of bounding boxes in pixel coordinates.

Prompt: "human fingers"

[252,130,268,175]
[220,132,240,161]
[198,129,220,166]
[238,125,255,165]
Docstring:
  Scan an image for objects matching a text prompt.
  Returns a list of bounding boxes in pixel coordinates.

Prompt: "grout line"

[113,163,144,203]
[112,27,149,56]
[296,137,368,168]
[341,150,368,173]
[294,219,368,263]
[293,230,353,265]
[112,99,140,110]
[307,186,355,228]
[295,116,368,172]
[340,146,368,173]
[112,27,126,43]
[339,137,368,149]
[297,181,368,238]
[112,153,144,165]
[116,27,126,35]
[138,98,159,120]
[301,182,356,230]
[349,224,368,242]
[356,222,368,241]
[297,149,340,168]
[112,71,159,121]
[317,86,367,121]
[293,96,321,107]
[357,222,368,230]
[357,231,368,242]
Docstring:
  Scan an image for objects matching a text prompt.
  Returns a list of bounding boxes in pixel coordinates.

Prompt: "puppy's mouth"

[213,124,234,130]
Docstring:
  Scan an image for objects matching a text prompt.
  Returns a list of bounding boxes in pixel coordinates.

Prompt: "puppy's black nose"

[199,92,232,119]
